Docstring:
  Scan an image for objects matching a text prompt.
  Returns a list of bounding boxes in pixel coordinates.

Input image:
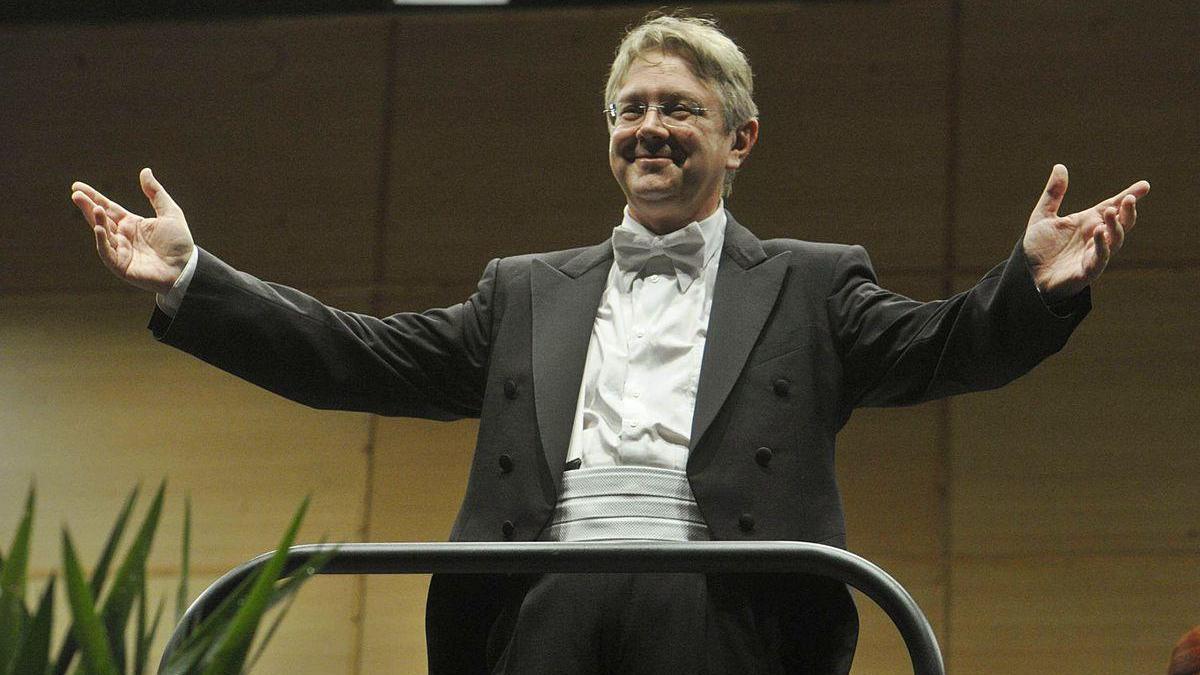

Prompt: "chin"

[628,177,678,199]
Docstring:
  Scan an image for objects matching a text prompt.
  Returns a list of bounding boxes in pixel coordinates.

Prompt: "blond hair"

[605,13,758,195]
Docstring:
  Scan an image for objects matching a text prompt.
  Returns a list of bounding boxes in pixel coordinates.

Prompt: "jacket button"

[502,520,515,538]
[498,454,514,473]
[738,513,755,533]
[772,378,790,397]
[504,379,518,399]
[755,447,773,467]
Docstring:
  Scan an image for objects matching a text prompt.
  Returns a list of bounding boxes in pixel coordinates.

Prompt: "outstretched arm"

[70,168,195,295]
[1023,164,1149,302]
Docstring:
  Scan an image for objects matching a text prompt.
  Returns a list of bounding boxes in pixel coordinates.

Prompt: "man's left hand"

[1022,164,1150,303]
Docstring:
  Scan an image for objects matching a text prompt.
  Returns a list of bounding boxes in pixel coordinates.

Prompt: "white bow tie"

[611,222,707,292]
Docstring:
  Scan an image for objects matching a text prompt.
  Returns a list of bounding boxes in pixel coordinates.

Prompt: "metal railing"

[160,541,944,674]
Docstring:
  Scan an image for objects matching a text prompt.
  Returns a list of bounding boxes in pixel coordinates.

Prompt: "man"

[71,13,1147,674]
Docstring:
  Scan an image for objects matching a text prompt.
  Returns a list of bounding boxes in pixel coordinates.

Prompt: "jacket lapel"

[531,242,613,485]
[690,215,791,451]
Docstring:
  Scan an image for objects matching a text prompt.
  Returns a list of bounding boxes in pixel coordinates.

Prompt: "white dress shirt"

[564,203,725,472]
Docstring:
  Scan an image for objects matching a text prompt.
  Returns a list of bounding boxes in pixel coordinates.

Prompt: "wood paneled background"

[1,2,1196,673]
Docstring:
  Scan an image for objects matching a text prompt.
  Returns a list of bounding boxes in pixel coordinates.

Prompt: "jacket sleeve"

[827,239,1091,412]
[149,247,497,420]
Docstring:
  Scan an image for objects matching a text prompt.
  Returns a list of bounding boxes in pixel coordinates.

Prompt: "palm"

[1021,165,1148,302]
[105,211,189,287]
[1024,206,1108,290]
[71,169,195,295]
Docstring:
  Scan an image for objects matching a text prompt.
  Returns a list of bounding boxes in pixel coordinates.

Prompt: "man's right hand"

[71,168,195,295]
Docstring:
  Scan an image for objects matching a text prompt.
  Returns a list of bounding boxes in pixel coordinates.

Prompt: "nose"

[634,106,670,141]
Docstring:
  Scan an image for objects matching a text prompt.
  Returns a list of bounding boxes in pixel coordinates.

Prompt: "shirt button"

[628,419,638,428]
[635,330,645,339]
[503,379,518,399]
[755,447,773,467]
[631,390,641,398]
[498,454,514,473]
[738,513,755,533]
[649,274,659,283]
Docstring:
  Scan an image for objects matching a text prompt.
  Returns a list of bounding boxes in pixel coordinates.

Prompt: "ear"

[726,118,759,171]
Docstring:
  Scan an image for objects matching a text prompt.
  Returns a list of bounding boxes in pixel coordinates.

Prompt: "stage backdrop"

[1,2,1196,673]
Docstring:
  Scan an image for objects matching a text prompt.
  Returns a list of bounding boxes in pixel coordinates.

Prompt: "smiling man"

[72,12,1147,675]
[607,48,757,232]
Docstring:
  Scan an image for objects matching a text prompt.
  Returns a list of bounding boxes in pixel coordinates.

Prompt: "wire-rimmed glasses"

[603,101,711,129]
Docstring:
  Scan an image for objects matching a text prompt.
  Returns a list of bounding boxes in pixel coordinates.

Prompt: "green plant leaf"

[198,497,309,675]
[134,573,146,675]
[53,484,140,675]
[161,575,258,675]
[8,576,54,675]
[135,597,164,675]
[242,545,338,673]
[62,531,119,675]
[175,495,191,625]
[97,482,165,673]
[90,486,139,600]
[0,486,35,674]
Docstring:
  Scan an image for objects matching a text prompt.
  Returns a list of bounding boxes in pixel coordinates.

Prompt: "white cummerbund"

[541,465,712,542]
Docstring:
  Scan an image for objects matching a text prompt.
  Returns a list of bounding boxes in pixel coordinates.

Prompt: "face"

[607,52,757,233]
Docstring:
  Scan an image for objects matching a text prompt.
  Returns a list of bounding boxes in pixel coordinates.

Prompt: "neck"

[628,198,722,235]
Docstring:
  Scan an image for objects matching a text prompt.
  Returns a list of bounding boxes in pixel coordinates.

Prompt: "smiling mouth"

[634,156,676,165]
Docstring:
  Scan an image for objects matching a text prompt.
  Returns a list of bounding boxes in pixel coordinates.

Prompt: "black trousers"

[484,573,858,675]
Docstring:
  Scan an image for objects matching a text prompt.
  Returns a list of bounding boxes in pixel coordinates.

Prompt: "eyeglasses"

[603,101,711,129]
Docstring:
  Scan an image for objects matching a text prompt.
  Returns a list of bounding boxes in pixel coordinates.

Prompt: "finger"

[1103,205,1125,253]
[1033,164,1069,218]
[71,180,131,220]
[1089,223,1111,278]
[92,204,118,236]
[92,222,115,263]
[1100,179,1151,209]
[71,191,112,234]
[139,167,178,216]
[1117,193,1138,235]
[71,190,99,225]
[92,223,125,276]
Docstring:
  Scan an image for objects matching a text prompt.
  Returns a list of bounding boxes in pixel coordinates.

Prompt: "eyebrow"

[615,89,705,103]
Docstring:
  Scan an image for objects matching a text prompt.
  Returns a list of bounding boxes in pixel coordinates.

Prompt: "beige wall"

[1,2,1196,673]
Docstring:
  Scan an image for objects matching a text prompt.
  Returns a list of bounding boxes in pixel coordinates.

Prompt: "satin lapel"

[690,217,790,450]
[531,243,613,484]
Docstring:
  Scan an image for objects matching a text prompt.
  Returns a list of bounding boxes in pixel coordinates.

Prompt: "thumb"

[1033,164,1069,218]
[139,167,179,216]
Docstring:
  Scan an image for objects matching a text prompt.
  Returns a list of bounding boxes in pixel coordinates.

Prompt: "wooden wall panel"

[0,15,389,293]
[359,416,478,672]
[2,4,1196,674]
[382,1,951,293]
[358,575,433,675]
[0,291,371,571]
[720,1,951,274]
[950,269,1200,557]
[382,9,630,289]
[956,1,1198,270]
[951,556,1200,674]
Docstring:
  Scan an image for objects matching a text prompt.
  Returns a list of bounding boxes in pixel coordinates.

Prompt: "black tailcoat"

[151,214,1089,673]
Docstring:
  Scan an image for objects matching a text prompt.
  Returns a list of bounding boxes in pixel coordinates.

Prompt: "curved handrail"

[160,541,944,674]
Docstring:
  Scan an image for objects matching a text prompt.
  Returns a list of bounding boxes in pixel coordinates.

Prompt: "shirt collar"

[617,201,727,272]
